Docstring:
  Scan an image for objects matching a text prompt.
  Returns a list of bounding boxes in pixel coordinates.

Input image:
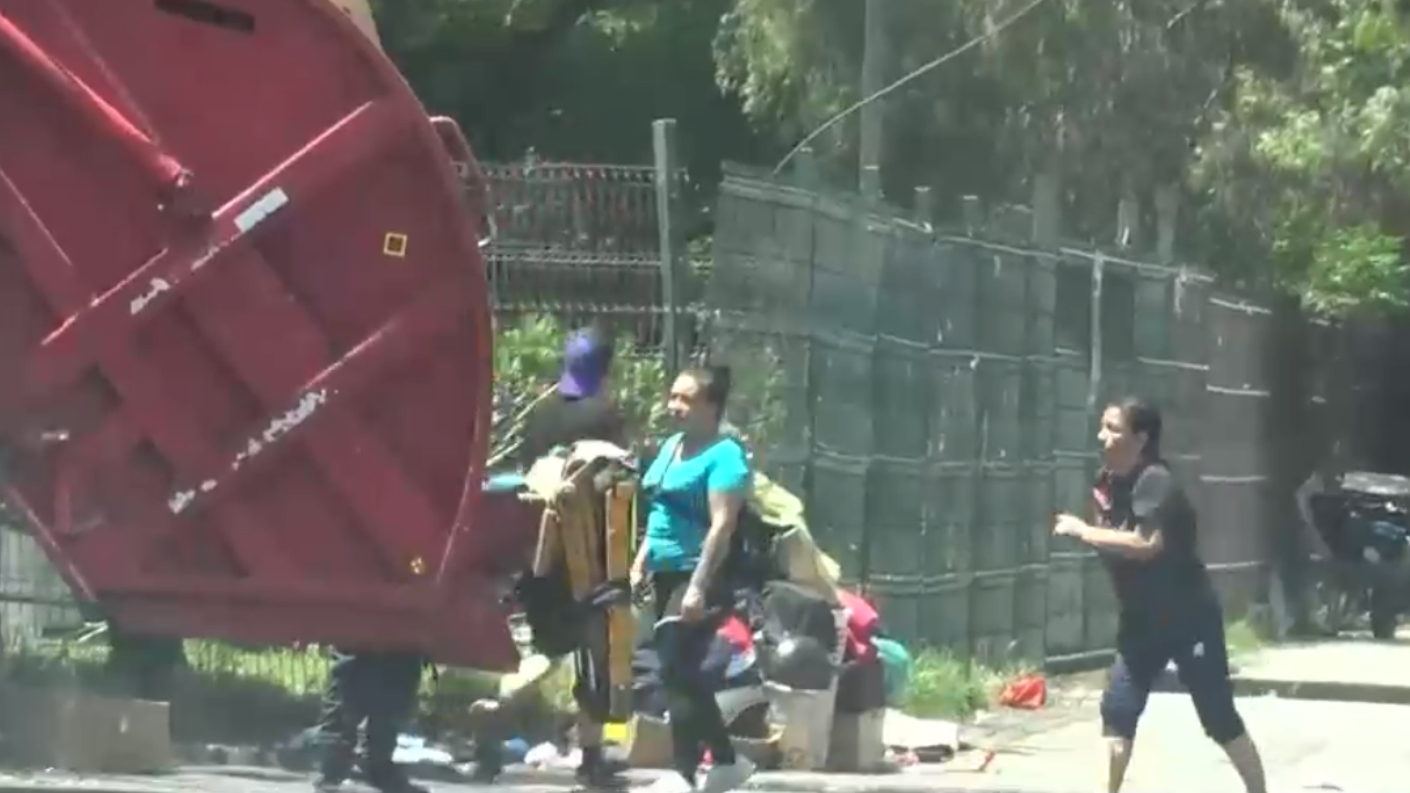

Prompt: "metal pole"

[859,0,886,200]
[652,118,682,376]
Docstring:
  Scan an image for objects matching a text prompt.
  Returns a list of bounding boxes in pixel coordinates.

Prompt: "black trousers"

[1100,601,1246,745]
[652,572,736,782]
[316,649,425,782]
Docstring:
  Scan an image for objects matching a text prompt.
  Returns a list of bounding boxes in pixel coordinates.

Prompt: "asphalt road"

[1,692,1405,793]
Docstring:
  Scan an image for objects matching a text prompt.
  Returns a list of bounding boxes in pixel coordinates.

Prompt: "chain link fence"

[705,160,1332,667]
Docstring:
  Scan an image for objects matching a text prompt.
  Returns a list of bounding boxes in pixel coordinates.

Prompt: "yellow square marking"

[383,232,408,258]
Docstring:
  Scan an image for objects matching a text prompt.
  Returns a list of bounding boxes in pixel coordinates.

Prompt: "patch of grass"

[902,648,1028,721]
[184,640,331,698]
[1224,617,1266,659]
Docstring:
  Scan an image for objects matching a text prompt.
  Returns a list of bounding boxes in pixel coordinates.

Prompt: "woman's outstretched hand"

[1054,513,1088,539]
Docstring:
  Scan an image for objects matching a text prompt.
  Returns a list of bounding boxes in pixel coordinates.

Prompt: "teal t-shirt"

[641,433,750,572]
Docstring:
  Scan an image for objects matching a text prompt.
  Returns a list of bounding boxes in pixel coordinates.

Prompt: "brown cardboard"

[0,684,173,773]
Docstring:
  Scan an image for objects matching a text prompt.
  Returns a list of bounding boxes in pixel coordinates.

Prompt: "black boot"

[361,653,428,793]
[313,656,360,792]
[469,735,504,783]
[575,745,628,789]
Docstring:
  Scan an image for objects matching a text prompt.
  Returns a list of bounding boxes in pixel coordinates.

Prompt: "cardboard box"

[0,684,173,773]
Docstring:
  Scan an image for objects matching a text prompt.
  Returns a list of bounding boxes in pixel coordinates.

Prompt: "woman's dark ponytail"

[684,365,733,423]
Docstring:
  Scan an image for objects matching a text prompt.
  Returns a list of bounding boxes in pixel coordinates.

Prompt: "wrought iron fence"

[479,158,694,353]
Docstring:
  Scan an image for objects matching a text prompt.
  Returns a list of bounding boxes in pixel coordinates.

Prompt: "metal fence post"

[912,185,933,231]
[1155,185,1179,264]
[859,0,887,200]
[653,118,684,376]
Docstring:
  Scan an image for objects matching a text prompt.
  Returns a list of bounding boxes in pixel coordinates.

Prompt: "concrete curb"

[500,766,1009,793]
[1145,663,1410,706]
[1231,674,1410,705]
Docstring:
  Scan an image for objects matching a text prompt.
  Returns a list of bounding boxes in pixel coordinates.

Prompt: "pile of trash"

[268,466,968,781]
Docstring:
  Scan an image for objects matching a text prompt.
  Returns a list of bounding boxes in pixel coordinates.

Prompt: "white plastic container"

[764,680,838,771]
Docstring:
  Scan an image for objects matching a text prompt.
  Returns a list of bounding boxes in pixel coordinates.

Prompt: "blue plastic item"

[484,472,528,493]
[874,637,913,706]
[502,737,531,764]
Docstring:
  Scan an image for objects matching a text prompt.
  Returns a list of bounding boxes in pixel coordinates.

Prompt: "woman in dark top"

[1053,397,1268,793]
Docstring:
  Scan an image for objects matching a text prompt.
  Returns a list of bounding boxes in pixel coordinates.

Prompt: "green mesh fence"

[706,164,1300,666]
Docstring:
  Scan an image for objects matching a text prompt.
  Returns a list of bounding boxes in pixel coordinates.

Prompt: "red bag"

[998,674,1048,710]
[838,589,880,662]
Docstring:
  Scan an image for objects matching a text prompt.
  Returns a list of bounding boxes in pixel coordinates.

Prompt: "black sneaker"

[575,757,629,789]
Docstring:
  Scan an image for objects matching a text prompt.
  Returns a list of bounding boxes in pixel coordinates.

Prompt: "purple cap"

[559,329,613,399]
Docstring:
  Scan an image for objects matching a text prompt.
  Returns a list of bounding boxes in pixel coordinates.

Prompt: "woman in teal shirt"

[632,366,754,793]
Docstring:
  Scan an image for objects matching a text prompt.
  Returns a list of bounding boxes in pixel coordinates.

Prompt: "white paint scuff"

[167,388,330,514]
[231,388,329,471]
[129,277,172,315]
[233,187,289,233]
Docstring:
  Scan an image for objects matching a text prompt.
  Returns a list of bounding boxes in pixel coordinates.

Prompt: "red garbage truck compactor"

[0,0,538,670]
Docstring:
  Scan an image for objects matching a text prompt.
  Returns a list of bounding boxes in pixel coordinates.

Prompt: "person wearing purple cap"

[516,326,627,471]
[476,326,627,787]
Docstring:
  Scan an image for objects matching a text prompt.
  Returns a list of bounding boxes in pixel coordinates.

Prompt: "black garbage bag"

[834,656,887,714]
[761,633,834,691]
[760,581,838,656]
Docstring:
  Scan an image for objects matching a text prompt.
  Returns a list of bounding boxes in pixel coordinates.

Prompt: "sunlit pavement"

[4,695,1406,793]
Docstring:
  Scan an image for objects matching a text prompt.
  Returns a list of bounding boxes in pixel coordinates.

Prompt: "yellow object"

[528,443,637,721]
[602,721,630,745]
[605,480,636,717]
[750,472,842,603]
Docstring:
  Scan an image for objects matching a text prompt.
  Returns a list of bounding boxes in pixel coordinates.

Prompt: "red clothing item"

[838,589,879,662]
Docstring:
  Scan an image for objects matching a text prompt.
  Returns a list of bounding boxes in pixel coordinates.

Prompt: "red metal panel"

[0,0,514,668]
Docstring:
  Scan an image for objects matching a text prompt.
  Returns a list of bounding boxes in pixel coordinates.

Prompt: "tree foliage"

[370,0,1410,318]
[1194,0,1410,317]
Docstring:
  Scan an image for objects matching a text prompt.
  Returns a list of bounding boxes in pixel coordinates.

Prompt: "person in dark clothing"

[106,623,185,703]
[516,327,626,470]
[1286,438,1349,634]
[474,326,628,788]
[634,366,754,793]
[1053,397,1268,793]
[313,649,426,793]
